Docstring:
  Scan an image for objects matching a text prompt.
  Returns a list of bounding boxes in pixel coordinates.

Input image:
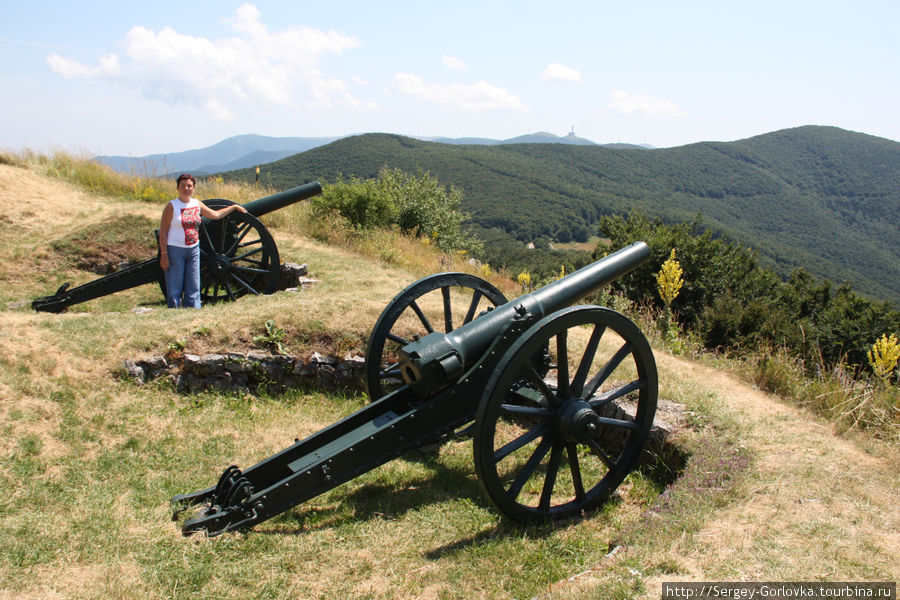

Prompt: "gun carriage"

[172,241,658,535]
[31,182,323,312]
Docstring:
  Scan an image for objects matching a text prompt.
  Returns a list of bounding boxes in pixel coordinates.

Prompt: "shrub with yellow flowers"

[656,249,685,350]
[868,333,899,384]
[517,270,532,291]
[657,248,684,307]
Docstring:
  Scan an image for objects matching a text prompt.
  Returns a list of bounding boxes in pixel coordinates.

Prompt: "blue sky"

[2,1,898,156]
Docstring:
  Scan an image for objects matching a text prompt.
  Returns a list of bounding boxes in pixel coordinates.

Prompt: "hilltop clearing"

[0,162,896,599]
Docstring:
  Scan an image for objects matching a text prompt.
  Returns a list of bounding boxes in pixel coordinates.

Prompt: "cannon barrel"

[239,181,322,218]
[398,241,650,397]
[31,181,322,312]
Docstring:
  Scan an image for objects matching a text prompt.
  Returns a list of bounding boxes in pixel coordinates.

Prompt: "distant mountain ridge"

[219,126,899,304]
[94,131,649,176]
[95,134,344,176]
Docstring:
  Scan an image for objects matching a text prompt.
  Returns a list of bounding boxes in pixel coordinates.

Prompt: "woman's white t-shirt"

[166,198,202,248]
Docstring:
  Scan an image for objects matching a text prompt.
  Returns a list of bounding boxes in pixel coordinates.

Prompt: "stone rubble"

[124,351,367,396]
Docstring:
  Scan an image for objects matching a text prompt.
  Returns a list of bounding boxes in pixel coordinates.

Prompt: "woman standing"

[159,173,247,308]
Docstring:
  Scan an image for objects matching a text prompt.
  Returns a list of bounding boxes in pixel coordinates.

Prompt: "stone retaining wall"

[124,351,367,396]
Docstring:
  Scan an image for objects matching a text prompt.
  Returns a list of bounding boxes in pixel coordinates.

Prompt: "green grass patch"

[49,213,159,272]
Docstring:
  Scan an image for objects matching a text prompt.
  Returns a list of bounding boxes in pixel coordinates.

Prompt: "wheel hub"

[558,399,600,444]
[210,254,231,280]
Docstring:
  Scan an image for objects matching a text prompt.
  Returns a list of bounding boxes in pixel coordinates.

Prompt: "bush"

[312,176,394,229]
[596,211,771,327]
[310,167,482,255]
[597,211,900,380]
[752,347,899,438]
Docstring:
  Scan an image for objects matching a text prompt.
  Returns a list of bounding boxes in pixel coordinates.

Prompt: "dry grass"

[750,347,899,441]
[0,155,897,599]
[647,354,898,579]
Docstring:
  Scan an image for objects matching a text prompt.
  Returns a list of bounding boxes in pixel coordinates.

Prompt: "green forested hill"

[224,126,900,303]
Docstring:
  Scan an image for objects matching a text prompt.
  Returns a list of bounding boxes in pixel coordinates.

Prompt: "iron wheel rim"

[473,306,657,523]
[365,272,507,401]
[199,199,280,304]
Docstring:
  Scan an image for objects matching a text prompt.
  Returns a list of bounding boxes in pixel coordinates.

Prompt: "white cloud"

[393,73,528,112]
[541,63,581,83]
[442,55,467,71]
[607,90,686,117]
[47,53,120,78]
[45,3,364,121]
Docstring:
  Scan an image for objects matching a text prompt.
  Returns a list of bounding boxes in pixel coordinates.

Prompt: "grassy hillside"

[1,159,897,599]
[223,126,900,304]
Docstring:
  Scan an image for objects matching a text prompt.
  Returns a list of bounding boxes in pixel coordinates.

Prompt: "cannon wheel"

[197,199,280,304]
[365,273,507,401]
[473,306,657,523]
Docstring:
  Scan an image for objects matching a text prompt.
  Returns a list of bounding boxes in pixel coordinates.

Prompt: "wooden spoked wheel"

[198,199,280,304]
[365,273,507,401]
[473,306,657,523]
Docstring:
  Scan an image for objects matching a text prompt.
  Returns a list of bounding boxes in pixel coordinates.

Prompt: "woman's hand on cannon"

[201,202,247,220]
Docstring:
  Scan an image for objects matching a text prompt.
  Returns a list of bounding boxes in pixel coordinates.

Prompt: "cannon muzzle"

[398,241,651,396]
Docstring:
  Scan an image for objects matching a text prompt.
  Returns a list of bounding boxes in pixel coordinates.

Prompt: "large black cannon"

[32,182,323,312]
[172,241,657,535]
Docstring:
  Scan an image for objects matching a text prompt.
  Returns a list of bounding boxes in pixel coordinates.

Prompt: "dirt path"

[638,353,899,591]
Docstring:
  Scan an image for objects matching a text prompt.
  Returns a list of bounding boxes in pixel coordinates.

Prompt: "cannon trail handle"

[31,257,163,313]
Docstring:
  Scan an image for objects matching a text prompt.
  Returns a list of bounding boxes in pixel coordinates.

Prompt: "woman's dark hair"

[176,173,195,185]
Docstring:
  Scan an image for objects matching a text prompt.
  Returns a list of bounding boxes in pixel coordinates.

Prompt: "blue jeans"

[165,244,201,308]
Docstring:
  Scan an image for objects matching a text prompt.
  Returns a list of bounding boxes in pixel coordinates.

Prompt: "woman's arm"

[159,203,173,271]
[200,202,248,220]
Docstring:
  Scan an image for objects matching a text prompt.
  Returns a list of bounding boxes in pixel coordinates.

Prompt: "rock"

[278,262,308,289]
[249,349,271,360]
[192,354,225,376]
[225,353,252,373]
[182,354,202,372]
[123,359,145,383]
[596,397,690,455]
[335,355,366,390]
[308,352,337,365]
[136,356,169,379]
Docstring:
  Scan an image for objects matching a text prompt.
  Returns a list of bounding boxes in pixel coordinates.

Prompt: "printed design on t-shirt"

[180,206,201,245]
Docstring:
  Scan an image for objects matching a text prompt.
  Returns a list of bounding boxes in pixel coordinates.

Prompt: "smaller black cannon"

[32,182,322,312]
[172,242,657,535]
